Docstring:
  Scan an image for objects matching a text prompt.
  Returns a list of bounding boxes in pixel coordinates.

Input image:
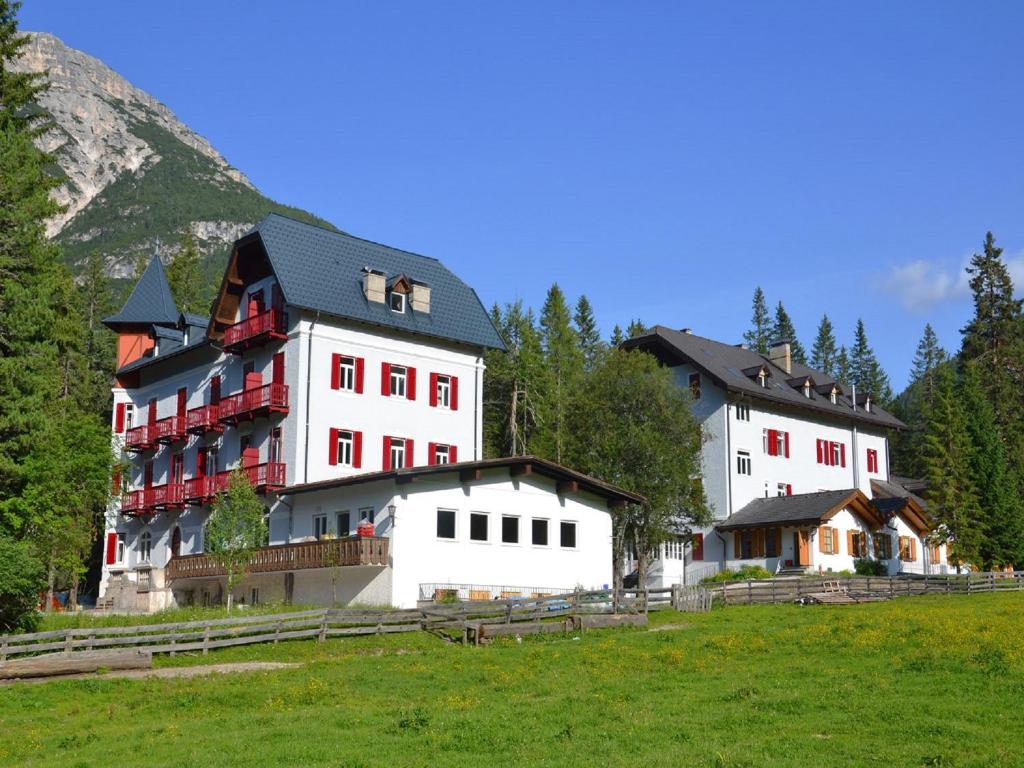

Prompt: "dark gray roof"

[625,327,904,430]
[103,256,179,329]
[250,214,505,351]
[717,489,862,530]
[181,312,209,330]
[871,478,927,511]
[116,337,215,376]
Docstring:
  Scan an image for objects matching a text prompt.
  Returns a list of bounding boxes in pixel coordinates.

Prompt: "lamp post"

[388,503,397,526]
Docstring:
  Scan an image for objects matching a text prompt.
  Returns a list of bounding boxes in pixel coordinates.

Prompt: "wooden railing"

[153,415,186,444]
[185,404,222,435]
[223,308,287,352]
[166,536,390,580]
[124,424,154,451]
[218,383,289,423]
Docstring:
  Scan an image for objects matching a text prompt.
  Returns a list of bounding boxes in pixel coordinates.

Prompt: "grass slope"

[1,594,1021,767]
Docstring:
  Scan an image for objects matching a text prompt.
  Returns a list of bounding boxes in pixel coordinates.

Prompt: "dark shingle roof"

[871,478,927,511]
[624,327,904,430]
[103,256,179,329]
[251,214,505,350]
[717,490,860,530]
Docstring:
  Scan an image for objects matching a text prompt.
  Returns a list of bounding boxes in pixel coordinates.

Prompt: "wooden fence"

[702,571,1024,606]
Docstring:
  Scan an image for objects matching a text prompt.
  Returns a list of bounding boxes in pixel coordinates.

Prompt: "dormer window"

[803,381,811,399]
[758,371,767,388]
[389,292,406,313]
[830,390,837,405]
[864,396,872,413]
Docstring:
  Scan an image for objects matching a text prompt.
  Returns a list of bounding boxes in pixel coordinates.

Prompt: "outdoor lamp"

[388,503,397,525]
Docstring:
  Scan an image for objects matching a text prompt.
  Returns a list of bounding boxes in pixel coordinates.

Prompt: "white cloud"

[882,248,1024,312]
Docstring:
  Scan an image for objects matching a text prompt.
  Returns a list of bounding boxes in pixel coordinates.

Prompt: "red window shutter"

[816,439,823,464]
[177,388,187,417]
[429,373,438,407]
[450,444,458,462]
[329,427,339,466]
[381,363,391,396]
[148,398,157,423]
[105,532,117,565]
[451,376,459,411]
[273,352,285,385]
[383,436,392,471]
[196,447,207,477]
[784,431,790,458]
[115,403,126,432]
[692,533,704,561]
[786,484,793,496]
[353,431,363,468]
[427,442,437,465]
[355,357,365,393]
[406,438,415,466]
[407,367,417,401]
[331,353,341,389]
[211,376,221,405]
[840,443,846,468]
[767,429,777,456]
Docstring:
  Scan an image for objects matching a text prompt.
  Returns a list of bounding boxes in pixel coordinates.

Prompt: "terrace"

[218,383,289,424]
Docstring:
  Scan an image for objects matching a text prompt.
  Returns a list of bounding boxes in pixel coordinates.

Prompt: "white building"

[623,327,945,584]
[100,215,635,611]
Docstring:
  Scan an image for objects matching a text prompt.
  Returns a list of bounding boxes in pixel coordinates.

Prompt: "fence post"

[86,632,95,653]
[0,637,7,662]
[747,580,752,605]
[274,620,282,645]
[889,577,894,599]
[202,626,210,656]
[64,630,74,656]
[671,583,681,611]
[770,580,776,604]
[505,601,513,625]
[169,637,176,657]
[319,611,328,642]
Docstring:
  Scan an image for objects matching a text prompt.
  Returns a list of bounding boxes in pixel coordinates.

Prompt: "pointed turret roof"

[103,256,180,329]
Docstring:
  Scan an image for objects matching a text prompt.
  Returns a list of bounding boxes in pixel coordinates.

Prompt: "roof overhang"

[717,489,886,531]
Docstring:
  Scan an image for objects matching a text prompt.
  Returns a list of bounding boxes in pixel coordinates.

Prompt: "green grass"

[2,594,1022,767]
[34,603,321,631]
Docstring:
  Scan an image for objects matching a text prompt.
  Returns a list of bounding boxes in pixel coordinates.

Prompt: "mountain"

[13,32,336,285]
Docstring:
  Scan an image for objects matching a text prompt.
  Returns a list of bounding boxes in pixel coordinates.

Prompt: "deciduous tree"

[205,470,267,610]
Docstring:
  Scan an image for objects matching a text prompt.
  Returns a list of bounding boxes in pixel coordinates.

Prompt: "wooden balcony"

[222,309,287,354]
[153,415,186,445]
[184,463,285,503]
[120,489,147,515]
[184,475,225,504]
[166,536,389,580]
[124,424,155,452]
[148,483,185,511]
[186,404,223,435]
[218,383,289,424]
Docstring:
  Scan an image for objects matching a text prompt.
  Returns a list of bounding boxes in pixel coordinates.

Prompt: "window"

[735,403,750,421]
[389,291,406,313]
[928,543,941,563]
[389,438,407,469]
[560,521,577,549]
[336,511,351,537]
[763,429,789,457]
[435,375,451,408]
[139,531,152,562]
[206,445,219,477]
[899,536,916,562]
[116,533,126,564]
[337,356,356,391]
[470,512,488,542]
[757,370,767,388]
[765,528,780,557]
[359,506,375,524]
[124,403,134,430]
[803,381,811,399]
[820,526,838,555]
[389,365,407,398]
[692,532,704,560]
[433,444,450,465]
[830,390,837,405]
[664,538,683,559]
[269,427,282,465]
[313,515,329,540]
[776,483,791,497]
[171,453,184,485]
[531,518,549,546]
[866,448,879,474]
[501,515,519,544]
[816,439,846,467]
[849,530,867,557]
[688,373,701,400]
[736,450,752,476]
[873,533,893,559]
[336,430,354,466]
[437,509,456,540]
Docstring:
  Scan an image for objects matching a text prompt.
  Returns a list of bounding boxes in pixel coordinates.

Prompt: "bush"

[702,565,774,583]
[0,539,45,633]
[854,558,888,576]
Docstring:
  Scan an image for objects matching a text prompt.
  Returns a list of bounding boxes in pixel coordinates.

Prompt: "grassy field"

[1,594,1022,767]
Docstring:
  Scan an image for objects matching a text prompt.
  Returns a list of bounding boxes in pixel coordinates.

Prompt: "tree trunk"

[612,526,625,613]
[226,590,233,611]
[69,581,78,611]
[45,559,56,614]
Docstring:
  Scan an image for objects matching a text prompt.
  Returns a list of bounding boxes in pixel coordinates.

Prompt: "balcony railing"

[147,482,185,511]
[121,489,147,515]
[153,415,186,445]
[218,383,289,424]
[186,404,222,435]
[124,424,154,452]
[184,474,225,504]
[222,308,287,354]
[166,536,389,580]
[234,462,286,493]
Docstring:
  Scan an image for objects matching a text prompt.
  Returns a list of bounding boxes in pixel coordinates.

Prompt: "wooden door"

[795,530,810,566]
[247,289,264,318]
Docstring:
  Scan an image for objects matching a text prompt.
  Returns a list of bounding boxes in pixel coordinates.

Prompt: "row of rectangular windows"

[734,443,881,474]
[331,354,460,410]
[733,527,930,562]
[435,510,577,548]
[328,429,457,469]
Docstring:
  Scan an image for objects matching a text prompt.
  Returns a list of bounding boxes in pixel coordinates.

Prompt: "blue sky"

[22,2,1024,389]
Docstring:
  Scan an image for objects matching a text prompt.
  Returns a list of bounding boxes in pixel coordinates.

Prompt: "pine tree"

[891,325,948,477]
[771,302,807,364]
[922,365,983,570]
[743,287,772,354]
[810,314,839,377]
[166,229,205,315]
[835,346,851,386]
[626,319,649,339]
[537,284,582,463]
[960,361,1024,569]
[848,319,893,403]
[609,325,625,347]
[573,294,604,371]
[78,250,117,414]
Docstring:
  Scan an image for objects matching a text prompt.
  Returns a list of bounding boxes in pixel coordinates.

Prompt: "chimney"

[680,327,693,334]
[362,268,386,303]
[769,340,792,375]
[410,281,431,313]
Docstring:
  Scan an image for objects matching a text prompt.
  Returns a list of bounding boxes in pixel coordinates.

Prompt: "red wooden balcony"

[228,462,286,493]
[153,415,186,445]
[147,483,185,511]
[222,309,287,354]
[186,404,222,435]
[184,474,229,504]
[218,383,289,424]
[124,424,155,452]
[120,489,147,515]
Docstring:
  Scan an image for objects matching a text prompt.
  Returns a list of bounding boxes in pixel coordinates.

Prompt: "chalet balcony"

[124,424,155,452]
[184,474,226,504]
[148,482,186,511]
[233,462,286,493]
[166,536,389,580]
[186,404,223,435]
[218,383,289,424]
[153,415,186,445]
[120,489,147,516]
[222,309,287,354]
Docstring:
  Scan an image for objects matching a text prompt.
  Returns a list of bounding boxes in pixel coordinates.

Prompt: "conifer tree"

[609,325,625,347]
[922,364,983,570]
[573,294,604,371]
[892,324,947,477]
[742,287,772,354]
[848,319,893,403]
[771,302,807,363]
[167,229,206,315]
[835,345,851,386]
[626,319,649,339]
[538,284,582,463]
[78,250,117,413]
[810,314,838,377]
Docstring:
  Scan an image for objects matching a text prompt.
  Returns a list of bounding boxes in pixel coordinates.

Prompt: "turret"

[102,256,180,369]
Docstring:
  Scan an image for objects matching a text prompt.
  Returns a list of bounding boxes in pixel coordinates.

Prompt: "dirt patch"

[2,662,298,685]
[649,623,692,632]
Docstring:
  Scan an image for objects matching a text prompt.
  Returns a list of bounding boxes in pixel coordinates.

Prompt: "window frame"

[139,530,152,563]
[501,515,520,544]
[433,443,451,465]
[359,506,375,524]
[435,374,451,409]
[688,372,701,400]
[269,427,283,465]
[336,430,354,467]
[469,511,489,543]
[736,450,752,476]
[389,365,408,398]
[389,291,406,313]
[436,508,457,540]
[531,518,549,547]
[389,437,407,470]
[124,403,134,430]
[336,510,351,537]
[313,514,329,540]
[735,402,750,421]
[337,355,356,391]
[115,533,126,564]
[559,521,578,549]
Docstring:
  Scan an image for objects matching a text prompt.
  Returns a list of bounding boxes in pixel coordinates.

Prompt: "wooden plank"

[0,649,151,680]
